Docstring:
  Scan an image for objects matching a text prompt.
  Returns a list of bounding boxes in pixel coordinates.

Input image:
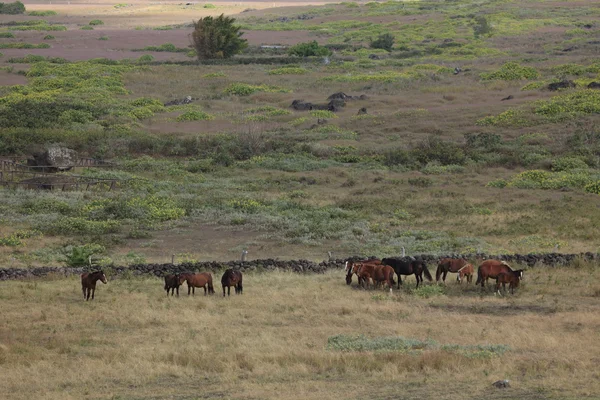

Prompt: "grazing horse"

[179,272,215,296]
[456,263,475,284]
[476,260,523,288]
[164,274,181,296]
[345,258,381,285]
[436,258,469,283]
[381,257,432,288]
[222,269,243,297]
[495,270,523,295]
[362,264,396,292]
[81,270,107,301]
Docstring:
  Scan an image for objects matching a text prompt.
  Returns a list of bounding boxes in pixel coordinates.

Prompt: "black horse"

[381,257,433,288]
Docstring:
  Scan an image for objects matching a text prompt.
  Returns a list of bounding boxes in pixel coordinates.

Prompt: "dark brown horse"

[381,257,432,288]
[476,260,523,288]
[179,272,215,296]
[345,258,381,285]
[436,258,469,283]
[495,270,523,295]
[81,270,107,301]
[456,263,475,284]
[222,269,243,296]
[164,274,181,296]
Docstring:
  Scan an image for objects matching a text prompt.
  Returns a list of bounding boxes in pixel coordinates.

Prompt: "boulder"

[291,99,313,110]
[27,145,77,172]
[587,81,600,89]
[548,80,575,91]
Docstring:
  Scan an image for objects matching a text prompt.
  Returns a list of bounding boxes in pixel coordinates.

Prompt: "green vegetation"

[224,82,290,95]
[28,10,56,16]
[89,19,104,25]
[0,43,50,49]
[370,33,394,52]
[190,14,247,59]
[0,0,25,14]
[288,41,331,57]
[134,43,188,53]
[43,34,55,40]
[480,62,539,81]
[0,32,15,38]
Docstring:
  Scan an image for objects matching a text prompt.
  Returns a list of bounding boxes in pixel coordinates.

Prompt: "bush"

[0,32,15,38]
[0,1,26,14]
[28,10,56,16]
[89,19,104,25]
[137,54,154,63]
[224,82,290,96]
[584,181,600,194]
[552,156,588,172]
[287,41,331,57]
[480,62,539,81]
[81,25,94,30]
[472,15,492,38]
[203,3,216,8]
[190,14,247,59]
[370,33,394,52]
[43,34,55,40]
[176,110,214,121]
[62,244,106,267]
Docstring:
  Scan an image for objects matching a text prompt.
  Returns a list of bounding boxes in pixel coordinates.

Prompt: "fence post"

[401,247,406,257]
[171,254,175,264]
[241,250,248,262]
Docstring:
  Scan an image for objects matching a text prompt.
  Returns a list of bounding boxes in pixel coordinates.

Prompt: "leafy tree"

[0,1,26,14]
[370,33,395,52]
[190,14,247,59]
[473,15,492,38]
[287,41,331,57]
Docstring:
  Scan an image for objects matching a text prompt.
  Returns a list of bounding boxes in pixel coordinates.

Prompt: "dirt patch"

[429,302,560,316]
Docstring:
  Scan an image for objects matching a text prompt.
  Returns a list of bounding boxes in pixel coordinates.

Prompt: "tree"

[0,1,26,14]
[370,33,395,52]
[190,14,247,59]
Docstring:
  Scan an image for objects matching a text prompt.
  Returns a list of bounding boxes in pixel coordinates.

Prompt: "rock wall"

[1,252,598,281]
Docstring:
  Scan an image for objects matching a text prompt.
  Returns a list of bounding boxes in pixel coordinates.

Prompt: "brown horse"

[179,272,215,296]
[495,270,523,295]
[436,258,469,283]
[357,264,396,292]
[345,258,380,285]
[81,270,107,301]
[222,269,243,296]
[381,257,432,288]
[164,274,181,296]
[476,260,523,288]
[456,263,474,284]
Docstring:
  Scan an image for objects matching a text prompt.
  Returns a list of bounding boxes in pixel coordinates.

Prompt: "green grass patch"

[0,32,15,38]
[268,66,308,75]
[0,43,50,49]
[133,43,189,53]
[480,62,539,81]
[89,19,104,25]
[28,10,57,16]
[224,83,291,96]
[176,110,214,121]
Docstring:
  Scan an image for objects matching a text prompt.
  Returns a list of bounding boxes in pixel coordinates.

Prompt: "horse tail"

[476,266,482,285]
[435,264,442,282]
[423,265,433,281]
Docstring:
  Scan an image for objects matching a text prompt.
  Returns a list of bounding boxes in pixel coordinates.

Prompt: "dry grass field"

[1,266,600,399]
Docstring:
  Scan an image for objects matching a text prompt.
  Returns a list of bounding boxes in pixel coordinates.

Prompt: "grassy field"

[0,266,599,399]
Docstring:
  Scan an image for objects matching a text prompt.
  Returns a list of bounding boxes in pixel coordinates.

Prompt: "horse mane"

[500,261,511,268]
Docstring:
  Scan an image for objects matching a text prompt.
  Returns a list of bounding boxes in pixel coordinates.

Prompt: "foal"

[179,272,215,296]
[81,270,107,301]
[495,270,523,295]
[456,263,474,284]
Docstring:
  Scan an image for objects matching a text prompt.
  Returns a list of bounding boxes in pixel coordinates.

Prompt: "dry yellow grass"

[1,266,599,399]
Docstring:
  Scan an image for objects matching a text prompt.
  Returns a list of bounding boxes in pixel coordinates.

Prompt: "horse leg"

[442,269,448,283]
[176,286,179,297]
[188,285,191,296]
[91,288,95,300]
[203,285,207,296]
[82,287,86,300]
[222,285,226,297]
[228,286,231,296]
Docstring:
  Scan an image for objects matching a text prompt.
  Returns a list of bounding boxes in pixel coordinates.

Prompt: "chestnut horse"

[381,257,432,288]
[164,274,181,296]
[345,258,381,285]
[222,269,243,296]
[495,270,523,295]
[81,270,107,301]
[436,258,468,283]
[179,272,215,296]
[354,263,395,292]
[476,260,524,288]
[456,263,474,284]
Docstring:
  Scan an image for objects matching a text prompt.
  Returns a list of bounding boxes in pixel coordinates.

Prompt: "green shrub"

[43,34,55,40]
[551,156,588,172]
[203,3,216,8]
[268,66,308,75]
[203,71,226,78]
[288,41,331,57]
[137,54,154,63]
[89,19,104,25]
[28,10,56,16]
[81,25,94,30]
[0,32,15,38]
[0,43,50,49]
[136,43,189,52]
[98,36,109,40]
[10,24,67,31]
[62,243,106,267]
[486,179,508,188]
[370,33,394,52]
[584,181,600,194]
[176,110,214,121]
[0,1,26,14]
[480,62,539,81]
[224,82,290,96]
[472,15,492,38]
[114,3,127,8]
[309,110,337,119]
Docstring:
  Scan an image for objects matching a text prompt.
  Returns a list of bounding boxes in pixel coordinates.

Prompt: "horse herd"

[345,257,524,295]
[79,257,523,301]
[80,269,243,301]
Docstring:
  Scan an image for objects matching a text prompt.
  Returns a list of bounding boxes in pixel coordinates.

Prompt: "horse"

[456,263,474,284]
[345,258,380,285]
[495,270,523,295]
[436,258,469,283]
[222,269,243,297]
[476,260,523,288]
[356,264,395,292]
[81,270,107,301]
[164,274,181,296]
[381,257,432,288]
[179,272,214,296]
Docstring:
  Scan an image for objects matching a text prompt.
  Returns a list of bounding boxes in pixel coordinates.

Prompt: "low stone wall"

[1,252,598,281]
